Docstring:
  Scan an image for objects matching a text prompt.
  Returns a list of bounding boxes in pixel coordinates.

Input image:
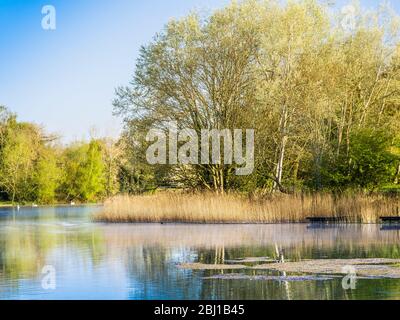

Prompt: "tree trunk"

[274,136,287,190]
[337,101,347,157]
[211,165,225,194]
[273,106,288,192]
[11,188,16,205]
[395,163,400,185]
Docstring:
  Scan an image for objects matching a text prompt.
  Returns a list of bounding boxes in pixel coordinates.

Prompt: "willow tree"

[60,140,105,202]
[101,138,123,197]
[34,146,61,204]
[249,0,330,192]
[253,0,400,192]
[308,3,400,190]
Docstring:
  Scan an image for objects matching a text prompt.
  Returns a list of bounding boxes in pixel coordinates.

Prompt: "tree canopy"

[113,0,400,194]
[0,107,116,204]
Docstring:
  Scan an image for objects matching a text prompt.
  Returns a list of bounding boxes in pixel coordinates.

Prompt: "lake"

[0,205,400,300]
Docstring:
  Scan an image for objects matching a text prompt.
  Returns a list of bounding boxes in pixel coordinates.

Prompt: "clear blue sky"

[0,0,399,142]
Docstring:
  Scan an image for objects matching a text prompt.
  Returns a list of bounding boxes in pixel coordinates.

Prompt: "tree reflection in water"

[1,209,400,299]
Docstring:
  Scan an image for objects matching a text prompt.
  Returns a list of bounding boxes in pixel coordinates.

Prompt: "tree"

[0,121,42,203]
[0,1,399,200]
[114,1,261,193]
[322,129,399,190]
[34,147,61,204]
[0,106,112,203]
[101,138,122,197]
[254,0,329,192]
[113,0,400,194]
[60,140,105,202]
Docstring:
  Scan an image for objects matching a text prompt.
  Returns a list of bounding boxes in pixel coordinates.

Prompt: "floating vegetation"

[224,257,274,264]
[178,263,247,270]
[253,259,400,279]
[203,273,337,282]
[179,258,400,279]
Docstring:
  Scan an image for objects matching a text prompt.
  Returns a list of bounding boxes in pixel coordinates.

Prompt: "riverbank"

[0,202,101,208]
[94,192,400,224]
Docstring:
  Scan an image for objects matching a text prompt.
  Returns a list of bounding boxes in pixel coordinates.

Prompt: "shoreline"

[0,203,102,208]
[93,220,394,225]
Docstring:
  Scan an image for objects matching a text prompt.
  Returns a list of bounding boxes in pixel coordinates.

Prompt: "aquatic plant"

[95,192,400,224]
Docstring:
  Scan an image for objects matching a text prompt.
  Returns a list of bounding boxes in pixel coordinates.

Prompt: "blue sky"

[0,0,399,142]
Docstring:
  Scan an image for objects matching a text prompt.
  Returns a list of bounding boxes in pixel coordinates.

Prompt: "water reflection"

[381,225,400,231]
[1,207,400,300]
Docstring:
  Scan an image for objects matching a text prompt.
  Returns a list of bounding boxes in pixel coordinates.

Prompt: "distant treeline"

[0,106,121,204]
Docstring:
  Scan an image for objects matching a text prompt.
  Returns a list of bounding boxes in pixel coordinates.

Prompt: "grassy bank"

[94,192,400,224]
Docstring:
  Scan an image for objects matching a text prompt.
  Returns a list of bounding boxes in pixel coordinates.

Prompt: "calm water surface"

[1,205,400,300]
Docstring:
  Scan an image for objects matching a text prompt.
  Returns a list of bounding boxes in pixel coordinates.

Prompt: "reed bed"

[95,192,400,224]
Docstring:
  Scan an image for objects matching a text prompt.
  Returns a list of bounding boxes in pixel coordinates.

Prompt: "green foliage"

[114,0,400,194]
[0,119,41,202]
[60,140,106,202]
[0,107,111,203]
[321,130,399,190]
[2,1,400,200]
[116,129,159,194]
[348,130,398,189]
[80,140,106,201]
[34,148,61,204]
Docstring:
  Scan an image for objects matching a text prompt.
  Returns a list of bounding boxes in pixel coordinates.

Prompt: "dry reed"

[94,192,400,224]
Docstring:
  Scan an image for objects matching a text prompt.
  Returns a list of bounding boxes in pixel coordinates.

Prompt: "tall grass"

[95,192,400,224]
